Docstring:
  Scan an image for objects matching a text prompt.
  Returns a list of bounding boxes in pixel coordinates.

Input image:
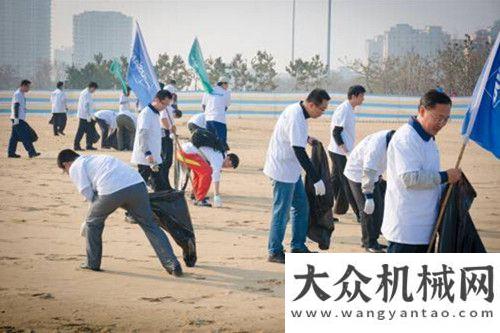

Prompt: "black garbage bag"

[24,121,38,142]
[305,141,336,250]
[149,190,197,267]
[436,173,486,253]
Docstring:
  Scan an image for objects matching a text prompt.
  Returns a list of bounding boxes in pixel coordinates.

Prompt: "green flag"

[188,38,213,94]
[109,59,128,94]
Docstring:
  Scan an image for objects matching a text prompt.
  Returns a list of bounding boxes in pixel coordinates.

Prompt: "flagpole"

[427,138,468,252]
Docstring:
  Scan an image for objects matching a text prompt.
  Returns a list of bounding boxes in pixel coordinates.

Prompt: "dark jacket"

[305,141,336,250]
[437,174,486,253]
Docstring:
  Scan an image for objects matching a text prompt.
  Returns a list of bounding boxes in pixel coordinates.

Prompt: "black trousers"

[138,164,168,192]
[74,118,93,149]
[348,179,384,247]
[161,132,174,190]
[328,151,360,220]
[96,118,111,148]
[52,113,67,135]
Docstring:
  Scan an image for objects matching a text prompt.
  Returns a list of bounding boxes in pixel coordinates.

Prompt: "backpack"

[191,128,226,156]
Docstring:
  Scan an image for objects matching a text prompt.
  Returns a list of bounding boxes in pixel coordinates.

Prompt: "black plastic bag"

[149,190,197,267]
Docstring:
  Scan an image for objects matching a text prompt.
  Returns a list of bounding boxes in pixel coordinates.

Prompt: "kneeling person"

[344,129,395,253]
[178,141,239,207]
[57,149,182,276]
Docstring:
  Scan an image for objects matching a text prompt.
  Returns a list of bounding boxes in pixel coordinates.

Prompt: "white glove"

[313,180,326,196]
[364,198,375,215]
[13,118,19,125]
[213,195,222,208]
[169,132,176,140]
[80,222,87,237]
[86,115,92,122]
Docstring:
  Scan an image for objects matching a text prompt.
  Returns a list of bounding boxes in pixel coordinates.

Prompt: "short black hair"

[347,85,366,99]
[56,81,64,89]
[227,153,239,169]
[20,80,31,86]
[88,82,98,89]
[155,89,172,101]
[217,82,225,87]
[419,89,452,109]
[306,89,331,105]
[57,149,80,169]
[126,85,131,92]
[169,79,176,85]
[159,82,165,90]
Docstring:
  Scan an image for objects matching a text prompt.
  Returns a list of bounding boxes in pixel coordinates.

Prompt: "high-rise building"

[73,11,133,67]
[366,24,450,60]
[0,0,51,79]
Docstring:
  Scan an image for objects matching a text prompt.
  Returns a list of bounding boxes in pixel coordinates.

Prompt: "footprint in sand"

[139,296,174,303]
[31,292,54,299]
[188,319,215,327]
[257,279,283,286]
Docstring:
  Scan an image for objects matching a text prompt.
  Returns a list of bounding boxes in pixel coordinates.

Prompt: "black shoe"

[29,152,41,158]
[54,133,59,136]
[194,199,212,207]
[74,147,84,151]
[59,131,65,136]
[86,147,97,151]
[365,243,386,253]
[291,247,317,253]
[8,154,21,158]
[165,262,183,277]
[79,263,101,271]
[268,251,285,264]
[182,238,197,267]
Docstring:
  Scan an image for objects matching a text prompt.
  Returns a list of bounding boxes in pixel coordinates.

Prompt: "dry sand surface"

[0,115,499,332]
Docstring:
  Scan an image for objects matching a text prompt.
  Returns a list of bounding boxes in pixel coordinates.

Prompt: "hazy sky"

[52,0,500,71]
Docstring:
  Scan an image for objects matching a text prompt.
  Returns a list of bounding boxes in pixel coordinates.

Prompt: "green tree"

[65,53,127,89]
[205,57,231,85]
[230,54,252,91]
[286,55,327,91]
[155,53,193,90]
[251,51,278,91]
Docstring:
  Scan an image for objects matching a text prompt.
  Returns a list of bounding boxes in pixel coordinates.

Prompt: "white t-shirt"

[77,88,93,120]
[181,142,224,182]
[94,110,118,129]
[263,102,308,183]
[119,93,130,112]
[131,105,163,166]
[117,109,137,125]
[202,86,231,123]
[51,89,67,114]
[381,123,441,245]
[328,100,356,155]
[344,130,392,183]
[11,89,27,120]
[188,113,206,129]
[69,155,144,201]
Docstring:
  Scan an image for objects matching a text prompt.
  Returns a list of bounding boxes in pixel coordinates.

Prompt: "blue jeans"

[206,121,227,147]
[387,241,429,253]
[268,177,309,255]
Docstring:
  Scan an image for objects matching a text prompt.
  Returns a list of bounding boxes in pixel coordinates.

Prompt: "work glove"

[80,222,87,237]
[13,118,19,125]
[313,180,326,196]
[86,115,92,122]
[364,198,375,215]
[213,195,222,208]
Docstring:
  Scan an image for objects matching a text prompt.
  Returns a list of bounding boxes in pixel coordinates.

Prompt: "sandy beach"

[0,115,499,332]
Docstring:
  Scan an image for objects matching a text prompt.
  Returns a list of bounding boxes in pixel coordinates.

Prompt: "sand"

[0,115,499,332]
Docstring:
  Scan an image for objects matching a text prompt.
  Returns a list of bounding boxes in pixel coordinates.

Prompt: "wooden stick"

[427,140,468,252]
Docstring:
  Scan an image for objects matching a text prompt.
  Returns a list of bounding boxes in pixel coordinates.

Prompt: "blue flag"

[127,21,160,108]
[461,33,500,158]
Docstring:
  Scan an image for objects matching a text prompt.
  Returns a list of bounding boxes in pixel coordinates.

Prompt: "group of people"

[264,86,462,263]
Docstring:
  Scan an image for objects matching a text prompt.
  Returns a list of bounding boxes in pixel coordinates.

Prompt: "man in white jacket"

[50,81,68,136]
[74,82,98,151]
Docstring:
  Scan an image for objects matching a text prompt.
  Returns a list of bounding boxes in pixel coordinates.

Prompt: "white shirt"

[182,142,224,182]
[328,100,356,155]
[119,93,130,112]
[188,113,206,129]
[94,110,118,129]
[381,123,441,245]
[11,89,27,120]
[202,86,231,123]
[50,89,68,114]
[77,88,94,120]
[344,130,392,183]
[117,109,137,126]
[69,155,144,201]
[263,102,308,183]
[131,105,163,166]
[160,105,176,135]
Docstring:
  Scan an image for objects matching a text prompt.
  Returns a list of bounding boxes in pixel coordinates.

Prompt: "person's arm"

[13,103,20,124]
[361,168,379,195]
[400,170,448,189]
[69,161,95,202]
[292,146,320,183]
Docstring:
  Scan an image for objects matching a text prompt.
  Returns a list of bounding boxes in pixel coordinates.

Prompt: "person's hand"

[446,168,462,184]
[80,222,87,237]
[146,155,155,165]
[13,118,19,125]
[307,136,319,145]
[364,198,375,215]
[313,180,326,196]
[171,125,177,134]
[86,115,92,122]
[213,195,222,208]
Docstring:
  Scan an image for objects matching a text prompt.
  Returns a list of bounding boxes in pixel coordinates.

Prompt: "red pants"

[177,149,212,201]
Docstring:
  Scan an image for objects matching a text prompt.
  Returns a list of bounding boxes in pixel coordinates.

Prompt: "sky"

[52,0,500,71]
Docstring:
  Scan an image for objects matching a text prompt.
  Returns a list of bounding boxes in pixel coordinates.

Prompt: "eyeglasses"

[427,111,450,125]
